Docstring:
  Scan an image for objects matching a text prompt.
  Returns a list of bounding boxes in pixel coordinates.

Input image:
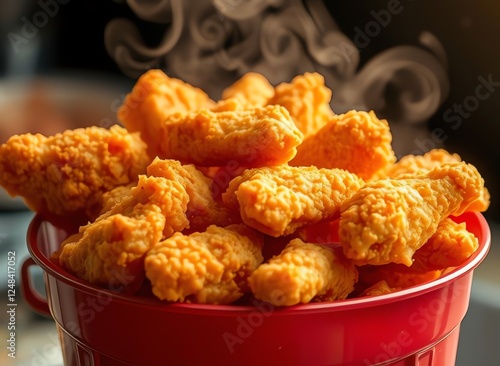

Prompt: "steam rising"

[105,0,449,135]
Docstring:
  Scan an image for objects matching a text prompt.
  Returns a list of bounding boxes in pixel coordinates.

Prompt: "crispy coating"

[411,218,479,271]
[197,162,247,201]
[158,105,303,167]
[248,239,358,306]
[56,174,190,287]
[219,72,274,109]
[0,125,149,217]
[467,186,490,212]
[425,162,487,215]
[209,97,247,113]
[58,204,165,288]
[290,110,396,181]
[381,148,461,179]
[378,148,490,211]
[339,162,485,266]
[103,175,190,238]
[98,183,135,216]
[145,224,264,304]
[98,157,239,231]
[118,69,215,158]
[146,158,238,231]
[356,217,480,292]
[357,264,443,290]
[222,165,365,237]
[269,72,334,139]
[360,280,398,297]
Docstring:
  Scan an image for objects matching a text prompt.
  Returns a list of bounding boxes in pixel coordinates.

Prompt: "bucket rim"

[26,211,491,314]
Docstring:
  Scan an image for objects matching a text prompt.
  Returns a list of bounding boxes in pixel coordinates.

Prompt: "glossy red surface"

[22,212,491,366]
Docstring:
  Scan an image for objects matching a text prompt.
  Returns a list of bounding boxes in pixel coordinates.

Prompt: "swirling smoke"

[105,0,450,156]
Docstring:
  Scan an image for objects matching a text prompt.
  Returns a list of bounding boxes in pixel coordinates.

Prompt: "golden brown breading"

[58,204,165,288]
[290,110,396,181]
[357,264,443,290]
[411,217,479,271]
[355,217,481,292]
[102,175,190,238]
[339,162,486,266]
[208,97,246,113]
[222,165,365,237]
[56,174,190,287]
[98,183,135,216]
[377,148,490,211]
[157,105,303,167]
[196,163,247,201]
[269,72,334,139]
[466,186,490,212]
[118,69,215,158]
[146,158,238,231]
[144,224,264,304]
[0,125,149,218]
[360,280,398,297]
[248,239,358,306]
[425,162,487,215]
[218,72,274,109]
[380,148,461,179]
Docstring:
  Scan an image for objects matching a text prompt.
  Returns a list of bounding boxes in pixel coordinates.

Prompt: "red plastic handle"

[21,257,51,317]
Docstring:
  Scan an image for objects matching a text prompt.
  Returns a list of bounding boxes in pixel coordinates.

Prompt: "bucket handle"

[21,257,51,317]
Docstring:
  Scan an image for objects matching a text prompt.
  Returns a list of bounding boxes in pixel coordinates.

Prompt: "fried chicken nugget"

[215,72,274,110]
[146,157,237,231]
[57,174,190,287]
[248,239,358,306]
[0,125,149,218]
[467,186,491,212]
[102,175,190,238]
[357,264,443,291]
[98,158,237,231]
[357,217,479,291]
[269,72,334,139]
[381,148,461,179]
[360,280,399,297]
[145,224,264,304]
[118,69,215,158]
[222,165,365,237]
[340,162,486,266]
[290,110,396,181]
[98,183,136,216]
[58,204,165,288]
[379,148,490,211]
[411,217,479,272]
[158,105,303,167]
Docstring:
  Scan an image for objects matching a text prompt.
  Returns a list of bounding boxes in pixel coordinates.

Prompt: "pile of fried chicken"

[0,70,490,306]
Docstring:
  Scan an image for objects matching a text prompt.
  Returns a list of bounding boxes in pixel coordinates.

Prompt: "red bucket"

[22,211,491,366]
